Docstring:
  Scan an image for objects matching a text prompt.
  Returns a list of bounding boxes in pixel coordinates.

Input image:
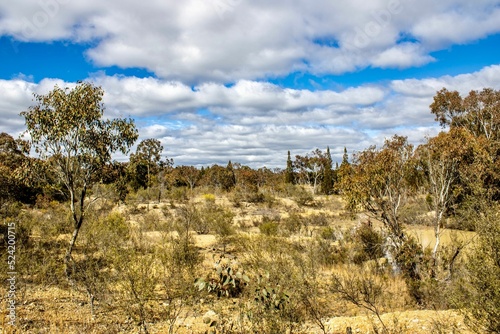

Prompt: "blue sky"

[1,0,500,167]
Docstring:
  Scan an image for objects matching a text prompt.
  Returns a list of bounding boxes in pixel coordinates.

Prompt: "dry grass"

[0,193,477,333]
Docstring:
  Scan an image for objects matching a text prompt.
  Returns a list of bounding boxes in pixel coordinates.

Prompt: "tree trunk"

[65,216,84,279]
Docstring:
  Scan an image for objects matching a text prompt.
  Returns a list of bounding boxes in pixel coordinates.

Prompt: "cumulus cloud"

[1,0,499,82]
[1,65,499,167]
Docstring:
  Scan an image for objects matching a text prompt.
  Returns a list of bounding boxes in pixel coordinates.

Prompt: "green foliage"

[281,212,304,235]
[113,249,158,333]
[321,146,334,195]
[254,272,290,310]
[20,82,138,265]
[194,255,250,298]
[140,211,169,232]
[129,138,165,190]
[309,237,338,266]
[230,184,265,207]
[339,135,415,244]
[353,223,385,263]
[258,217,279,236]
[455,207,500,333]
[168,186,189,203]
[318,226,337,240]
[285,150,295,184]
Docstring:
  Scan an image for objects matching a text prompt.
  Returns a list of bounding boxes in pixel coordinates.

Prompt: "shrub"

[281,213,304,235]
[194,255,250,298]
[307,212,329,226]
[140,211,169,232]
[331,267,390,333]
[202,193,216,203]
[353,222,385,263]
[309,237,337,267]
[82,211,130,253]
[318,226,336,240]
[201,203,235,237]
[259,218,279,236]
[172,234,201,269]
[455,206,500,332]
[175,205,204,234]
[230,185,265,207]
[291,186,315,206]
[169,187,189,203]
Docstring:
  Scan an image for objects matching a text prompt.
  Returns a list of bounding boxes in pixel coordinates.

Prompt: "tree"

[201,164,236,191]
[430,87,500,201]
[431,88,500,141]
[339,136,416,253]
[417,128,478,265]
[285,150,294,184]
[456,204,500,333]
[321,146,334,195]
[0,132,36,204]
[20,82,138,275]
[335,147,351,195]
[129,138,163,189]
[226,160,237,188]
[175,165,201,191]
[294,149,328,194]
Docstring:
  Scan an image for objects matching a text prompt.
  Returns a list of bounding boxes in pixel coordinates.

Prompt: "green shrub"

[354,223,385,262]
[455,207,500,332]
[281,213,304,235]
[169,187,189,203]
[259,219,279,236]
[194,255,249,298]
[318,226,336,240]
[310,237,337,267]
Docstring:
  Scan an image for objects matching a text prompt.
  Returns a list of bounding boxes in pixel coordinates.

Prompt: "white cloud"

[1,0,499,82]
[1,65,499,167]
[371,43,435,68]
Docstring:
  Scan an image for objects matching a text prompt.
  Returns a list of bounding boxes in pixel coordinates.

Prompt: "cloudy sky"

[1,0,500,168]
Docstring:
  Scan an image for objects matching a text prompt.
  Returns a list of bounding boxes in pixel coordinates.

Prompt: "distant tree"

[285,150,295,184]
[294,149,328,194]
[335,147,351,195]
[226,160,236,188]
[234,165,258,188]
[202,164,236,191]
[129,138,163,189]
[175,165,201,191]
[321,146,334,195]
[0,132,35,204]
[341,147,349,167]
[20,82,138,275]
[101,161,129,202]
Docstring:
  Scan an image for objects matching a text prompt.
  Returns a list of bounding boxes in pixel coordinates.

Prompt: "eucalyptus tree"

[20,82,138,275]
[338,135,417,253]
[129,138,163,189]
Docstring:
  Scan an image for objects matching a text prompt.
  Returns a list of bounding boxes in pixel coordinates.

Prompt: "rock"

[203,310,218,324]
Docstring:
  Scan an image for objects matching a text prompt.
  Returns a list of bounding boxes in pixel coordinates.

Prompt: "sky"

[1,0,500,168]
